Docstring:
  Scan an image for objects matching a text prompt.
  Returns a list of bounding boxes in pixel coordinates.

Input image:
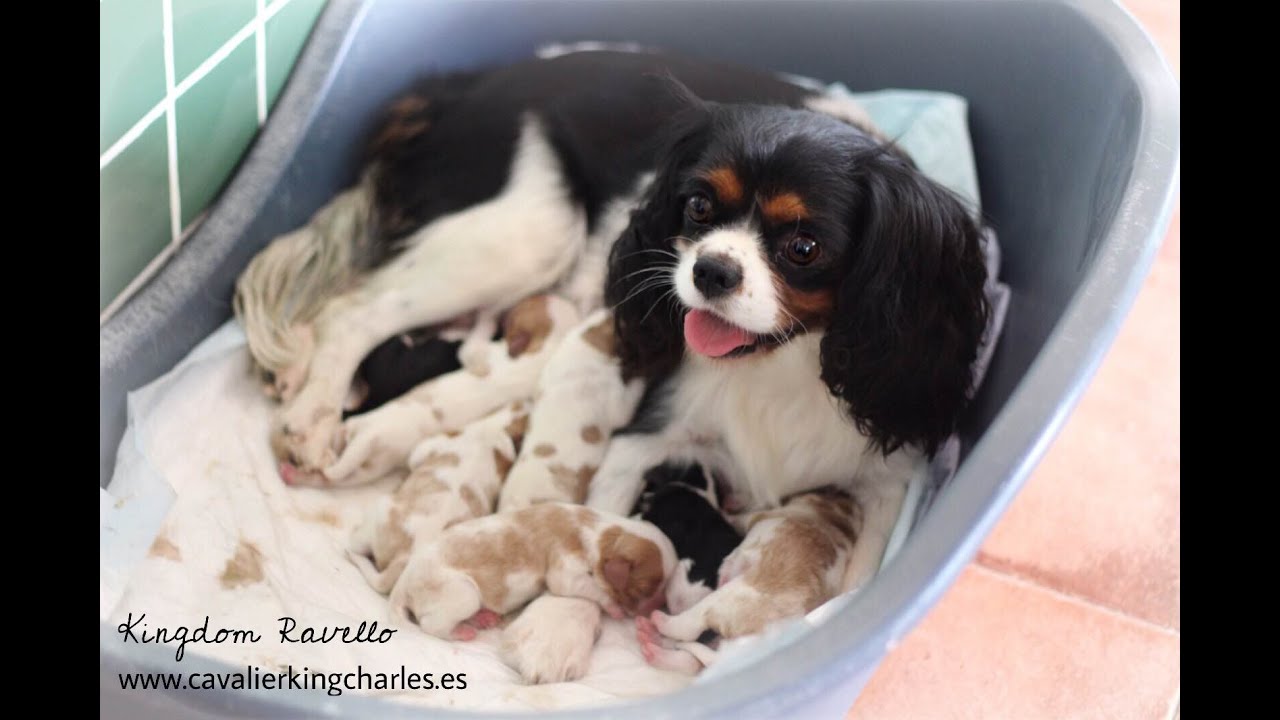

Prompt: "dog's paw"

[264,325,315,403]
[501,597,601,684]
[272,386,345,471]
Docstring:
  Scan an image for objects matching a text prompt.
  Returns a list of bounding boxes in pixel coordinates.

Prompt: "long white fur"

[233,180,373,398]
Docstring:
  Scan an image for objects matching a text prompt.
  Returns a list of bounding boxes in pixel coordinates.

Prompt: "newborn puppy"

[347,401,529,592]
[501,595,602,684]
[634,462,742,614]
[389,503,677,640]
[636,487,862,674]
[314,294,579,487]
[344,330,463,417]
[497,310,644,510]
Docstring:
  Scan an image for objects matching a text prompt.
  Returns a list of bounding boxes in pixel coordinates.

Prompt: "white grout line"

[160,0,182,243]
[100,0,296,170]
[99,102,167,170]
[255,0,267,125]
[99,0,298,316]
[99,212,208,326]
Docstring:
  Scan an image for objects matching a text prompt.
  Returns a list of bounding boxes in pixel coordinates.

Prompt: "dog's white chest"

[670,335,878,509]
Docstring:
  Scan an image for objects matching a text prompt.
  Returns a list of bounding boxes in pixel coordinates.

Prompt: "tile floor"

[846,1,1180,717]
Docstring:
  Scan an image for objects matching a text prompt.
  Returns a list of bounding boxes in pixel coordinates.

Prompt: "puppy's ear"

[821,146,991,456]
[606,102,711,381]
[602,557,633,599]
[598,530,665,607]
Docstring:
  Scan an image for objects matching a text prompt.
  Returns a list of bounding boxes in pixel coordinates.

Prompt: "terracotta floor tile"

[847,566,1181,720]
[844,0,1178,715]
[976,207,1180,630]
[1122,0,1180,76]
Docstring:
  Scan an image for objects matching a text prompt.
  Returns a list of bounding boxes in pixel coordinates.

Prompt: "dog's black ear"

[606,101,710,381]
[820,147,990,456]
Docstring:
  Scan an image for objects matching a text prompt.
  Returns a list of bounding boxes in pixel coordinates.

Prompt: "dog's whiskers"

[614,273,676,310]
[639,286,681,327]
[777,306,809,337]
[616,247,681,262]
[612,263,679,286]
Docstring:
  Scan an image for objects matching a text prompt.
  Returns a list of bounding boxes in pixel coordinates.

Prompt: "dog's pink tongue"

[684,309,753,357]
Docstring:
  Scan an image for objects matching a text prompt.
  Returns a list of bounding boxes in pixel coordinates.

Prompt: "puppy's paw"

[458,343,492,378]
[278,461,328,487]
[469,608,503,630]
[450,623,478,642]
[603,601,626,620]
[501,597,601,684]
[649,610,673,636]
[635,616,703,674]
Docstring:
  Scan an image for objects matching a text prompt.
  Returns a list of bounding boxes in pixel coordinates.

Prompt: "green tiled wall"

[100,0,327,314]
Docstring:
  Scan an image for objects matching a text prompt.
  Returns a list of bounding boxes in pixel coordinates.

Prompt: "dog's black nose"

[692,254,743,299]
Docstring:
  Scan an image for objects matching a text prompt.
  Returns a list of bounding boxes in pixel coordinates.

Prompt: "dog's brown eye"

[686,194,714,223]
[785,233,820,265]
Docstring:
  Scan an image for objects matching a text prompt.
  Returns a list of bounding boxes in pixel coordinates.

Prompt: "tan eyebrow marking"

[759,192,810,224]
[701,167,745,205]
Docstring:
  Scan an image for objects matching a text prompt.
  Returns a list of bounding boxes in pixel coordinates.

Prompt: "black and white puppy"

[343,330,462,417]
[634,462,742,614]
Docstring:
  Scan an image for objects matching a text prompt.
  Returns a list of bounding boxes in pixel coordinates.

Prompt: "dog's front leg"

[841,467,912,594]
[584,433,673,516]
[271,288,472,478]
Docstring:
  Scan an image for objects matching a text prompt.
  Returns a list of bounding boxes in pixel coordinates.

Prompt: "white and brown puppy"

[388,503,677,641]
[635,487,862,674]
[496,309,645,510]
[346,402,530,593]
[283,294,578,487]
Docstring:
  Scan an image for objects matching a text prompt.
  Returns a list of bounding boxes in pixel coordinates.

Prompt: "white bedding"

[99,68,1008,711]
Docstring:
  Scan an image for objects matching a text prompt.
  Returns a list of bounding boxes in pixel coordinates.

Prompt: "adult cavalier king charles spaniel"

[235,48,989,594]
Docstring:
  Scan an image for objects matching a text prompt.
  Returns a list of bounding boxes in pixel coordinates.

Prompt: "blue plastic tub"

[99,1,1179,717]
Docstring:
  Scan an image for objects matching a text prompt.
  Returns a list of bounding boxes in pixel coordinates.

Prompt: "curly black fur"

[820,146,990,455]
[606,104,711,382]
